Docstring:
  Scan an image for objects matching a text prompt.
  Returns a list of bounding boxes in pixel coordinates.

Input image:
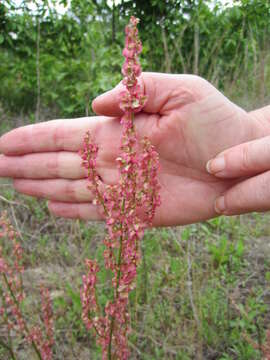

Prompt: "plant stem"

[0,305,17,360]
[2,274,43,360]
[108,315,114,360]
[108,198,125,360]
[86,153,109,217]
[0,338,17,360]
[0,287,17,360]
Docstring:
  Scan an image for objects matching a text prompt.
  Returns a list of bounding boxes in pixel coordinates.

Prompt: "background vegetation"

[1,0,270,123]
[1,0,270,359]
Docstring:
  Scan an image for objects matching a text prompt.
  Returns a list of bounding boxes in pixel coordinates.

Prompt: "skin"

[0,73,269,226]
[208,114,270,215]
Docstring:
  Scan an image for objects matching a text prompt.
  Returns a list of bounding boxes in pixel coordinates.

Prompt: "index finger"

[0,116,120,156]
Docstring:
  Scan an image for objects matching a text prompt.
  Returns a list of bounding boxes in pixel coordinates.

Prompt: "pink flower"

[0,212,54,360]
[80,16,160,359]
[0,256,7,273]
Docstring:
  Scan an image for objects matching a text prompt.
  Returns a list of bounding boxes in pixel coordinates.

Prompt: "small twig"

[127,340,143,356]
[29,221,54,242]
[10,206,24,243]
[186,238,200,329]
[0,195,29,210]
[168,227,184,253]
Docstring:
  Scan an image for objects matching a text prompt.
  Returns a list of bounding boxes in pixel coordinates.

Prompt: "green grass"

[1,181,270,359]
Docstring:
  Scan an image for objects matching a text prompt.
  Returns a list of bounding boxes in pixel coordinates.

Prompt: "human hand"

[206,105,270,216]
[0,73,263,226]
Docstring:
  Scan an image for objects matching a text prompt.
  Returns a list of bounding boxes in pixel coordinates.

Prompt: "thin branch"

[174,25,188,73]
[10,206,24,243]
[35,17,41,123]
[0,195,29,209]
[161,26,171,73]
[193,22,199,75]
[186,239,200,329]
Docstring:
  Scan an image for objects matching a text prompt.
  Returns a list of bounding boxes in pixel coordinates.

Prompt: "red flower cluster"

[0,212,54,360]
[120,16,147,114]
[80,16,161,360]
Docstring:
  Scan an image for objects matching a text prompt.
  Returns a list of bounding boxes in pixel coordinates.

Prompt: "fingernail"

[206,157,225,174]
[215,196,226,214]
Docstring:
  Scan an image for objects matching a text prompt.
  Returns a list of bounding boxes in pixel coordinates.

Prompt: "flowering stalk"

[80,17,161,359]
[0,211,54,360]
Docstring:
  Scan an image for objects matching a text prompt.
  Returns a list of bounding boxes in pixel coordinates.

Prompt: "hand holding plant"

[0,74,266,225]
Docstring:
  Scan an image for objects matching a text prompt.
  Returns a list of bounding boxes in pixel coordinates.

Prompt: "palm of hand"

[93,73,255,225]
[0,73,255,226]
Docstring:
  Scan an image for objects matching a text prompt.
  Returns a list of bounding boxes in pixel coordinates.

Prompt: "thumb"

[92,82,125,117]
[92,72,203,117]
[92,76,145,117]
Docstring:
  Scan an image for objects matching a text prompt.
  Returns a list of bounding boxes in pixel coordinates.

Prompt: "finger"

[13,179,93,202]
[0,152,118,182]
[214,170,270,215]
[92,72,209,116]
[0,152,83,179]
[207,136,270,178]
[0,116,120,156]
[48,201,105,221]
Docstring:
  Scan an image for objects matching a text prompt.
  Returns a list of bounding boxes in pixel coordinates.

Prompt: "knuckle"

[65,181,76,201]
[241,143,252,171]
[256,172,270,202]
[261,139,270,164]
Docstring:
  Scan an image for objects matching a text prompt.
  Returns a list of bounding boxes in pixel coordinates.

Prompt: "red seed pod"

[79,16,160,360]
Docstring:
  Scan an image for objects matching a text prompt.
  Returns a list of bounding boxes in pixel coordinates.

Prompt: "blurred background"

[1,0,270,125]
[1,1,270,360]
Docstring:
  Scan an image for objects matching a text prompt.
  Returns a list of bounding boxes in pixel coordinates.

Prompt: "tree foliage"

[0,0,269,120]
